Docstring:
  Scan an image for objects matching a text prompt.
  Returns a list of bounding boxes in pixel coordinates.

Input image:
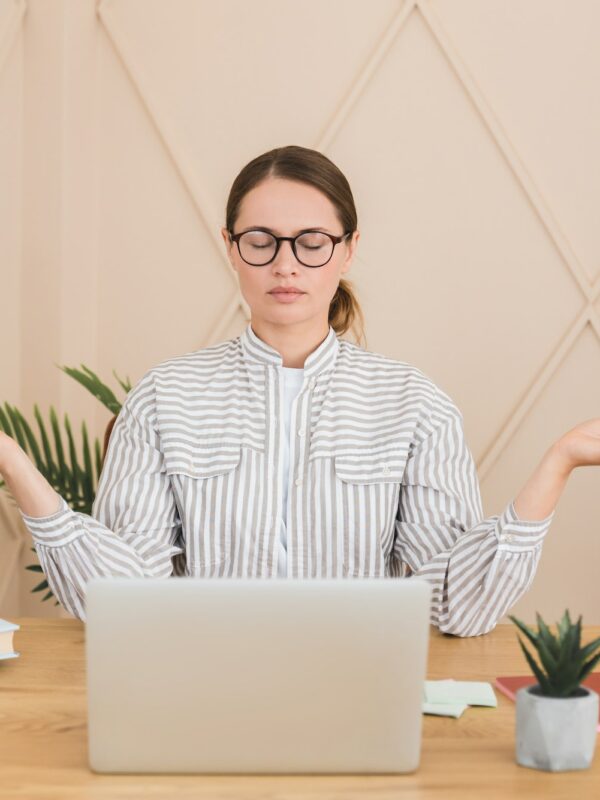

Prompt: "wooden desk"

[1,619,598,798]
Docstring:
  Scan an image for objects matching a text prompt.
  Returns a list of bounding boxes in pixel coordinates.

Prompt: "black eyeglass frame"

[228,228,352,268]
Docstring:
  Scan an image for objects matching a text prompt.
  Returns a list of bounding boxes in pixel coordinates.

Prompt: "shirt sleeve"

[18,370,184,622]
[393,385,555,637]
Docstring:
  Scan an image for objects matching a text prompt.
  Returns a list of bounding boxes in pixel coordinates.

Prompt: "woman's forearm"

[0,433,62,517]
[512,442,573,522]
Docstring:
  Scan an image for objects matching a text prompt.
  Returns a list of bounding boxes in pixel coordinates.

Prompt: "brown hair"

[225,145,366,348]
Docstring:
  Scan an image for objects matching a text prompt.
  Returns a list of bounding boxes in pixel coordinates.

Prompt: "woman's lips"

[268,290,306,303]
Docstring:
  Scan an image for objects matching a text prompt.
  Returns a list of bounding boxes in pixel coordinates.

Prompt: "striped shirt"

[19,322,555,635]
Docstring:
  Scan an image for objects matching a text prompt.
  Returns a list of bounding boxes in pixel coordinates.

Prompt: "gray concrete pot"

[515,684,599,771]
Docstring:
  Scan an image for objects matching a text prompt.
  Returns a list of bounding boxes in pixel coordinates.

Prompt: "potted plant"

[0,365,129,605]
[508,609,600,771]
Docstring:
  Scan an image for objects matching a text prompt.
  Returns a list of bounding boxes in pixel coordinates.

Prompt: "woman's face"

[221,177,359,330]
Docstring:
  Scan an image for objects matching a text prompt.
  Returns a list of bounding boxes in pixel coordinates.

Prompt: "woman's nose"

[272,240,299,271]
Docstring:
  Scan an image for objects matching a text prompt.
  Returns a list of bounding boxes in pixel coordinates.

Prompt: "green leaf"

[49,406,68,490]
[5,403,27,452]
[508,615,539,650]
[94,438,102,480]
[516,636,552,694]
[0,404,15,436]
[536,612,560,660]
[548,616,583,694]
[555,623,574,670]
[58,364,121,415]
[63,414,81,502]
[81,421,94,500]
[34,404,55,482]
[567,613,583,663]
[557,609,572,644]
[112,368,132,395]
[579,634,600,662]
[531,615,559,679]
[41,590,54,602]
[570,620,581,662]
[579,652,600,684]
[32,579,49,593]
[25,565,44,573]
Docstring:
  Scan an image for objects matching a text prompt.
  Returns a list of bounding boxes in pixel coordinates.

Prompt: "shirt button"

[295,477,303,486]
[297,428,305,437]
[382,463,390,475]
[504,533,514,542]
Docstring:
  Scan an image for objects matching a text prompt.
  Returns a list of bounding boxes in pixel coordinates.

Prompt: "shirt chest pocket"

[330,448,408,577]
[164,444,244,568]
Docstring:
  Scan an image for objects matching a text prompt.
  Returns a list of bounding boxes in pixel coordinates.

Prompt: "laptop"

[85,575,432,774]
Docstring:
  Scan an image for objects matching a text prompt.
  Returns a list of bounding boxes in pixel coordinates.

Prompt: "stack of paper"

[423,679,497,718]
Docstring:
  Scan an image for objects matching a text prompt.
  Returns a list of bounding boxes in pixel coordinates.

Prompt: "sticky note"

[422,701,468,718]
[424,679,497,707]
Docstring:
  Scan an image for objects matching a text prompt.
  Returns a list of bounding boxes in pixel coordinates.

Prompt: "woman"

[1,145,598,635]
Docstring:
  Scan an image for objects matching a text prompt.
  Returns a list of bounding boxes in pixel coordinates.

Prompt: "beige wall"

[1,0,599,624]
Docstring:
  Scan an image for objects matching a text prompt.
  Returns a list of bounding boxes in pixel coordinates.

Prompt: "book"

[494,673,600,732]
[0,618,20,661]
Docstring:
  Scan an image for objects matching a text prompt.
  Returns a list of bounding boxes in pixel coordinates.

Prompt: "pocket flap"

[334,449,407,484]
[165,445,242,478]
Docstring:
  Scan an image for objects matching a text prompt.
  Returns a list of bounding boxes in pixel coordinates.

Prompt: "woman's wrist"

[0,434,62,518]
[548,435,581,476]
[512,443,573,522]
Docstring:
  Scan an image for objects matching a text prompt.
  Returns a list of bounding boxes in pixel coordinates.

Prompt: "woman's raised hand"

[0,431,62,518]
[555,417,600,470]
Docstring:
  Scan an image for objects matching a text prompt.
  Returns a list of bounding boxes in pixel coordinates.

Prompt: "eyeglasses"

[229,228,351,268]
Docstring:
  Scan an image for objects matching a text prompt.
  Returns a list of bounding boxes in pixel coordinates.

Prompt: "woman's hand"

[0,432,62,518]
[554,417,600,471]
[512,417,600,521]
[0,430,19,474]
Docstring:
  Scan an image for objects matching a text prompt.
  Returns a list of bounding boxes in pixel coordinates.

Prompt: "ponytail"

[329,278,366,348]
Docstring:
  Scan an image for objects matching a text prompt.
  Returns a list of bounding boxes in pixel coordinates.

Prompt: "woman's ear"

[342,230,360,272]
[221,227,236,270]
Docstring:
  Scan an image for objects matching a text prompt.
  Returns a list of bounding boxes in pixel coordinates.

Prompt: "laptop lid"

[86,576,432,774]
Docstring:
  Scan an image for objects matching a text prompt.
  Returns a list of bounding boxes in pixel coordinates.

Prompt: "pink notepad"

[494,673,600,732]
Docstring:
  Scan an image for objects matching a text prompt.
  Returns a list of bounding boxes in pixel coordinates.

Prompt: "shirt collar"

[240,322,340,378]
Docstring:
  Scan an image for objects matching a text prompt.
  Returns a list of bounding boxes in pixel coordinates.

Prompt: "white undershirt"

[277,365,305,577]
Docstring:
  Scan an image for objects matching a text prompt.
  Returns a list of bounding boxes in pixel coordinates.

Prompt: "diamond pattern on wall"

[96,0,599,485]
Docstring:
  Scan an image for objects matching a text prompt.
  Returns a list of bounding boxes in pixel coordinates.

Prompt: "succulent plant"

[509,610,600,698]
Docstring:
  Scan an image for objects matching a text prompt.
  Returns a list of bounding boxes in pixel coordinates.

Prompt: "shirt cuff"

[494,499,556,551]
[19,495,82,546]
